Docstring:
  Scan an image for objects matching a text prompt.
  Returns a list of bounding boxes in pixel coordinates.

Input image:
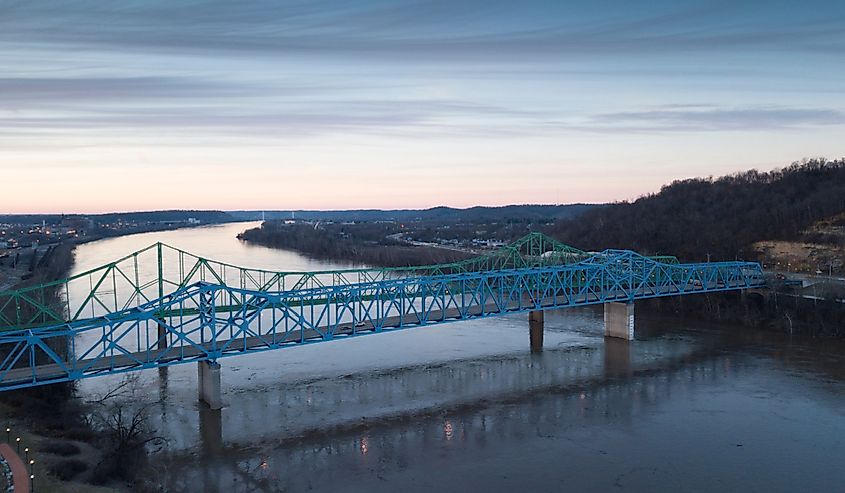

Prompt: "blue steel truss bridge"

[0,233,765,406]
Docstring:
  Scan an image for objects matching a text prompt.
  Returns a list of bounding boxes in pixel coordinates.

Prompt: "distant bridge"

[0,233,764,406]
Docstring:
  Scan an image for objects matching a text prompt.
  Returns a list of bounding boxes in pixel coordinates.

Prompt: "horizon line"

[0,202,607,217]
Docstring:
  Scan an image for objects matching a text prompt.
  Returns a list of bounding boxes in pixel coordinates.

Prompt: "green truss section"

[0,232,676,331]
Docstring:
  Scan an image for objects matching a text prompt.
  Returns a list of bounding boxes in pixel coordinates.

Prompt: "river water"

[69,222,845,492]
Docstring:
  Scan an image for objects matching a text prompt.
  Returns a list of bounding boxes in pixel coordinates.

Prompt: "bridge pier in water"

[604,301,635,340]
[198,360,222,410]
[528,310,544,352]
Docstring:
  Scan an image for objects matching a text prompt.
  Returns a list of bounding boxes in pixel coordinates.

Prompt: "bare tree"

[85,374,165,484]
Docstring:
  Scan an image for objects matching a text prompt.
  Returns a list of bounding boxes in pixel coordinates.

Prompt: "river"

[69,222,845,492]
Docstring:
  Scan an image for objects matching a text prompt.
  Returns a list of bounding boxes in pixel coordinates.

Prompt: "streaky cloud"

[584,107,845,132]
[2,1,844,59]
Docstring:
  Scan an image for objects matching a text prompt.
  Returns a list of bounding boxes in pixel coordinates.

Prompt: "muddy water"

[70,224,845,492]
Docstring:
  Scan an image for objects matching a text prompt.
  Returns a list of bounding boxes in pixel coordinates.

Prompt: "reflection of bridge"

[190,343,745,493]
[0,233,764,406]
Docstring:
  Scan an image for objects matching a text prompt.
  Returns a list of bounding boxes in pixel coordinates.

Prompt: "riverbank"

[0,406,122,493]
[0,243,73,292]
[638,289,845,338]
[0,240,128,491]
[238,221,471,267]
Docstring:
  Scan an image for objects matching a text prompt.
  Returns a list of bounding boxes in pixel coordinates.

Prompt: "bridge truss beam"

[0,254,764,391]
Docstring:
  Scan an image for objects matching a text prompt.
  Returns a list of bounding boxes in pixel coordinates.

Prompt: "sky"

[1,0,844,213]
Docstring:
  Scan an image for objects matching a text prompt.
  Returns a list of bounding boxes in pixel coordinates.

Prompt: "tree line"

[239,222,471,267]
[549,158,845,261]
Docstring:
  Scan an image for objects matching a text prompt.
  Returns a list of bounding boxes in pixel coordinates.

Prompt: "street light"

[4,427,8,444]
[15,437,20,454]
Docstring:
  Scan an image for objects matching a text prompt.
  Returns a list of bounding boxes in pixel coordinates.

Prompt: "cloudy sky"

[1,0,844,213]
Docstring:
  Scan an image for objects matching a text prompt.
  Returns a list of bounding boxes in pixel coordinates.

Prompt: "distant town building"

[61,216,94,232]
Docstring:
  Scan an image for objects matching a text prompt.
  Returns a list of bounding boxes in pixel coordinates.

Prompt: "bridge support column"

[198,360,222,410]
[529,310,544,353]
[604,302,634,340]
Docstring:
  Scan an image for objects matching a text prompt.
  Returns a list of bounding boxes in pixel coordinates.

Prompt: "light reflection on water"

[69,224,845,492]
[154,337,845,493]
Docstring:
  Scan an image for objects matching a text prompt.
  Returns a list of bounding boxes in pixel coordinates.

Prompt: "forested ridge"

[238,223,471,267]
[550,158,845,261]
[0,210,234,225]
[229,204,595,223]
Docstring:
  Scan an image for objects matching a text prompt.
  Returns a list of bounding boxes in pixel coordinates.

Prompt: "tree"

[85,374,165,484]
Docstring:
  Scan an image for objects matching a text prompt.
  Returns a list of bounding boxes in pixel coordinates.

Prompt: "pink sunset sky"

[2,1,844,213]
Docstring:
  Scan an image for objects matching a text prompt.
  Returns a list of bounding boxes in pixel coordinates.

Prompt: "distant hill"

[1,205,595,227]
[550,158,845,261]
[229,204,598,223]
[0,210,234,225]
[92,210,234,224]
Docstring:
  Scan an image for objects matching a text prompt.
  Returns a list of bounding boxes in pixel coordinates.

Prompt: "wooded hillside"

[550,158,845,261]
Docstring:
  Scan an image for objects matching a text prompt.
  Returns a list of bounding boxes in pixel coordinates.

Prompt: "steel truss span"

[0,234,764,391]
[0,233,594,331]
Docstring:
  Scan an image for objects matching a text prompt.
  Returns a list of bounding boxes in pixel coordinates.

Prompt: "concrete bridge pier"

[604,301,635,340]
[198,360,222,410]
[528,310,544,352]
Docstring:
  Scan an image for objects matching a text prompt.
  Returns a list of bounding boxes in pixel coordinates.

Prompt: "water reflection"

[603,336,631,377]
[157,342,845,491]
[154,340,845,492]
[199,406,222,455]
[157,367,169,404]
[168,326,691,450]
